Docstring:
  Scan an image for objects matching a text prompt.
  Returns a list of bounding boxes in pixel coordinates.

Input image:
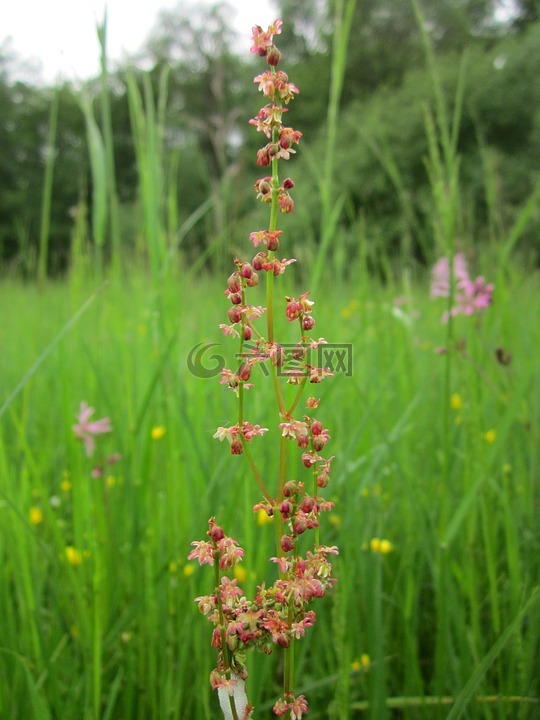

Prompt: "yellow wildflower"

[183,563,195,578]
[352,654,371,670]
[379,539,394,554]
[65,546,83,567]
[106,475,116,488]
[370,538,381,553]
[483,429,496,444]
[60,479,72,492]
[30,507,43,525]
[234,565,247,584]
[450,393,463,410]
[169,561,178,573]
[151,426,166,440]
[257,508,273,526]
[370,537,393,554]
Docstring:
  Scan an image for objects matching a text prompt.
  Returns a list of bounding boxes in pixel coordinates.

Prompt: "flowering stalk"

[190,20,337,719]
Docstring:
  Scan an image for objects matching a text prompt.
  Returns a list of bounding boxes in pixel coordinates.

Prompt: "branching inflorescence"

[188,19,337,720]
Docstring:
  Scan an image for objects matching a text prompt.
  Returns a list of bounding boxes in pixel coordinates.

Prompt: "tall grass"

[1,251,539,718]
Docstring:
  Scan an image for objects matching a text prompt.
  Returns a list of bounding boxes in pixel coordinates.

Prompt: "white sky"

[1,0,276,83]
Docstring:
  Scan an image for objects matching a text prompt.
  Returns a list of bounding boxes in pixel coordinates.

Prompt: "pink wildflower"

[454,276,494,316]
[213,425,240,443]
[242,422,269,441]
[273,695,309,719]
[217,536,245,570]
[431,252,494,322]
[431,253,469,299]
[72,401,111,457]
[250,19,282,56]
[188,540,215,566]
[219,323,240,338]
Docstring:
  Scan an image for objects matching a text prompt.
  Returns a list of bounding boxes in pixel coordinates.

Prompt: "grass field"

[1,252,538,719]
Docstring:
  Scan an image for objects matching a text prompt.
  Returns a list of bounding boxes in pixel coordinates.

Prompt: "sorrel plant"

[188,20,337,719]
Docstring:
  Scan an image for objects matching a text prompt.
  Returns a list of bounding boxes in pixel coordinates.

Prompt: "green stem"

[241,437,273,504]
[288,377,308,418]
[284,602,295,695]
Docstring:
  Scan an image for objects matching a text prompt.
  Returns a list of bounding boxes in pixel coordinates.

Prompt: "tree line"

[1,0,539,276]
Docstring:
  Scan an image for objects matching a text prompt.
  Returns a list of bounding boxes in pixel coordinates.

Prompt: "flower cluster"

[431,252,494,322]
[191,20,337,719]
[190,519,337,718]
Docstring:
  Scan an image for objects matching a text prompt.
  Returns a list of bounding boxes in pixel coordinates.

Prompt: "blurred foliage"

[0,0,539,274]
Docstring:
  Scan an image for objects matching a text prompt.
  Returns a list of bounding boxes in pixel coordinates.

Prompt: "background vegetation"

[0,0,539,277]
[1,0,539,718]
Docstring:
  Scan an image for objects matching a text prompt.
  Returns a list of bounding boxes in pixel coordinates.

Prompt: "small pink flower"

[217,536,245,570]
[219,577,244,606]
[213,425,240,443]
[290,694,309,719]
[72,401,112,457]
[219,323,240,338]
[250,19,281,56]
[188,540,215,566]
[242,422,269,441]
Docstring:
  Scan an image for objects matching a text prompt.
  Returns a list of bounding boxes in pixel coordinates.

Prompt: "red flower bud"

[293,514,308,535]
[253,252,266,271]
[311,421,323,435]
[231,439,244,455]
[302,452,316,468]
[208,522,225,542]
[241,263,253,279]
[286,300,302,321]
[238,364,251,382]
[277,633,290,648]
[317,473,329,488]
[230,292,242,305]
[283,480,299,497]
[246,272,259,287]
[300,496,315,513]
[228,306,243,324]
[313,436,325,452]
[227,273,241,293]
[283,177,295,189]
[302,316,315,331]
[280,534,295,552]
[243,325,252,341]
[267,46,281,67]
[279,500,293,519]
[267,236,279,252]
[257,147,271,166]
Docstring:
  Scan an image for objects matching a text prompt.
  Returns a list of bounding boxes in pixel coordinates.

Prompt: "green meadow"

[2,255,539,718]
[1,2,540,718]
